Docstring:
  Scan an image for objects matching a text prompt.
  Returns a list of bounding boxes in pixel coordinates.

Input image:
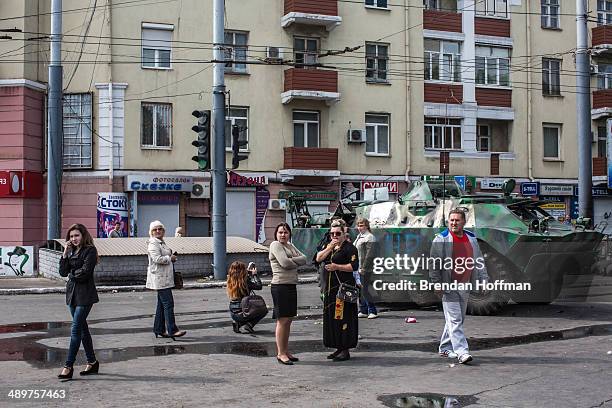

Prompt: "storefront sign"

[540,195,564,202]
[607,118,612,189]
[574,186,610,197]
[137,192,180,205]
[480,179,504,190]
[361,181,398,193]
[0,246,35,277]
[227,171,268,187]
[97,192,129,238]
[521,182,540,196]
[0,171,43,198]
[126,175,193,192]
[540,184,574,196]
[255,187,270,244]
[278,190,338,201]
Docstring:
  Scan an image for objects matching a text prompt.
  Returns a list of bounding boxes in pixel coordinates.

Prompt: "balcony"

[593,157,607,177]
[475,16,510,38]
[281,0,341,31]
[592,89,612,119]
[423,9,462,33]
[281,68,340,105]
[281,147,340,181]
[592,25,612,55]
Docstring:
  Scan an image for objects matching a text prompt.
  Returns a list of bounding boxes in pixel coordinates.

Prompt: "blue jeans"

[65,305,96,368]
[154,288,178,335]
[359,297,378,315]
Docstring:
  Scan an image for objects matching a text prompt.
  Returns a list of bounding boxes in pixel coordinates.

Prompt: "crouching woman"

[227,261,265,334]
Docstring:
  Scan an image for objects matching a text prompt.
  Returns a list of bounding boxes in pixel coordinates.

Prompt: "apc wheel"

[466,245,511,316]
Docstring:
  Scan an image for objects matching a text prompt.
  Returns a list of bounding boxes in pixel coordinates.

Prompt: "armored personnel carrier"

[290,179,604,315]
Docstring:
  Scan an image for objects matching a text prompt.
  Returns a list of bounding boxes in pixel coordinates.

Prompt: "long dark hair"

[274,222,292,241]
[65,223,95,248]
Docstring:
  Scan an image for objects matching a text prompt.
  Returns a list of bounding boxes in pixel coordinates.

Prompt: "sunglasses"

[330,231,343,237]
[152,227,164,231]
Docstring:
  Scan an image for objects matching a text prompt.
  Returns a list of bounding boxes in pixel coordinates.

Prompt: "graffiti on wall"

[0,246,35,277]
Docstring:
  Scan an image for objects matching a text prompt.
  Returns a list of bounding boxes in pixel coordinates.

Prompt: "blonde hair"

[356,217,371,231]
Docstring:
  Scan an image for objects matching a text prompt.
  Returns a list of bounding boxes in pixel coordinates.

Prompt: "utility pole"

[47,0,63,239]
[212,0,227,279]
[576,0,593,223]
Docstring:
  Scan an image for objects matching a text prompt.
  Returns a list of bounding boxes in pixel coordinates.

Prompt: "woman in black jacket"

[57,223,99,379]
[226,261,265,334]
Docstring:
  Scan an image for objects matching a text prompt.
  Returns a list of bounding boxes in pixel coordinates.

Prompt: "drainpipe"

[108,82,114,188]
[526,0,534,180]
[404,0,411,183]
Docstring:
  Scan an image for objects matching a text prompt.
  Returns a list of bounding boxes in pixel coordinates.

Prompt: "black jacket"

[59,246,99,306]
[229,275,263,312]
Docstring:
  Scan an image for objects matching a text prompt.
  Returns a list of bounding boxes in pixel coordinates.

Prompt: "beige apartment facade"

[1,0,611,246]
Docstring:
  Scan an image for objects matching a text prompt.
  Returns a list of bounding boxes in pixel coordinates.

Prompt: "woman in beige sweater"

[269,222,307,365]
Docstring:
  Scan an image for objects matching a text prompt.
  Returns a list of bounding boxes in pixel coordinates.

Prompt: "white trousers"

[439,290,470,357]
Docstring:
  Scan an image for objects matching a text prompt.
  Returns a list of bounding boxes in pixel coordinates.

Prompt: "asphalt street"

[0,280,611,408]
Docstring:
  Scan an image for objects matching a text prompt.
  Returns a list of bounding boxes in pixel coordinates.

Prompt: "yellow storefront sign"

[540,203,566,210]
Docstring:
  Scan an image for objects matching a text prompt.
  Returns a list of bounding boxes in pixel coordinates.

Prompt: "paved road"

[0,282,611,407]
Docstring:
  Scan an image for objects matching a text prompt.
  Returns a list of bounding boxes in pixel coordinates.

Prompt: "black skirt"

[271,284,297,319]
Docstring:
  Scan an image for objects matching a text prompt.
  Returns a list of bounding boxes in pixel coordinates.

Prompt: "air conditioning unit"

[191,182,210,199]
[347,129,366,144]
[268,198,287,210]
[590,64,599,75]
[266,47,283,62]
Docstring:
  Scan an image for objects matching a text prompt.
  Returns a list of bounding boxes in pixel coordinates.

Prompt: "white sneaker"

[367,313,378,319]
[358,312,368,318]
[458,353,473,364]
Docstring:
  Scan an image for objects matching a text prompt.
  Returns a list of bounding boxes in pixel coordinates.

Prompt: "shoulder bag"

[172,264,184,290]
[335,272,359,304]
[240,291,268,320]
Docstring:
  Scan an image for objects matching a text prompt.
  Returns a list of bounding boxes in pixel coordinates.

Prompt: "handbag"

[172,264,183,290]
[240,292,268,319]
[335,272,359,304]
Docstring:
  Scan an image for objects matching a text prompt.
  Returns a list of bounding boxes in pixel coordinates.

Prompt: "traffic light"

[231,125,248,169]
[191,110,211,171]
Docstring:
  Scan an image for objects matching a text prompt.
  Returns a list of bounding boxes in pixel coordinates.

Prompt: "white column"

[460,0,478,152]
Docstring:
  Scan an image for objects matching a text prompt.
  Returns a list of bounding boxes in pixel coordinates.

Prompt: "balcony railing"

[283,147,338,170]
[593,157,607,177]
[282,0,341,31]
[281,68,340,104]
[423,9,462,33]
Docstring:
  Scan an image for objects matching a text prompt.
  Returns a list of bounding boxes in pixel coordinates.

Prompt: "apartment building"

[1,0,611,246]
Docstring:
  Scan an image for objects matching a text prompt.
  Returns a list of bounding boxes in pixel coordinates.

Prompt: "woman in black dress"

[315,220,359,361]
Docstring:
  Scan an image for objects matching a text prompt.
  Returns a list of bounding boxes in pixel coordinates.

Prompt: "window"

[365,0,388,8]
[365,113,390,155]
[476,0,509,18]
[424,117,462,150]
[598,0,612,25]
[543,124,561,159]
[293,111,319,148]
[542,58,561,95]
[141,24,173,69]
[598,125,607,158]
[294,37,319,69]
[424,39,461,82]
[541,0,560,28]
[476,46,510,86]
[477,125,490,152]
[224,31,248,73]
[141,103,172,148]
[423,0,438,9]
[63,93,92,168]
[597,64,612,90]
[366,43,389,82]
[225,107,248,151]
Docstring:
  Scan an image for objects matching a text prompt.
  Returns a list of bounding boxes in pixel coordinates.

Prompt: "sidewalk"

[0,274,319,295]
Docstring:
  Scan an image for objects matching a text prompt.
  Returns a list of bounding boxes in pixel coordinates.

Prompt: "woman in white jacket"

[146,220,186,340]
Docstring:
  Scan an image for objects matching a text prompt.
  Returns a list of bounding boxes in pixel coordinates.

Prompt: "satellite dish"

[502,179,516,196]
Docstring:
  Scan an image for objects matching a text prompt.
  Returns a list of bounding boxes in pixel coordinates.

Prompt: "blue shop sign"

[539,195,564,202]
[574,186,611,196]
[454,176,466,190]
[520,182,539,196]
[570,197,579,219]
[125,175,193,192]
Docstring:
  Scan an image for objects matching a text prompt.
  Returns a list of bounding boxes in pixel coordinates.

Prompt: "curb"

[0,275,319,296]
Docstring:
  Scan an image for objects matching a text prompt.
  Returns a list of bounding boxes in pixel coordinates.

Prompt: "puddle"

[0,308,611,369]
[378,393,478,408]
